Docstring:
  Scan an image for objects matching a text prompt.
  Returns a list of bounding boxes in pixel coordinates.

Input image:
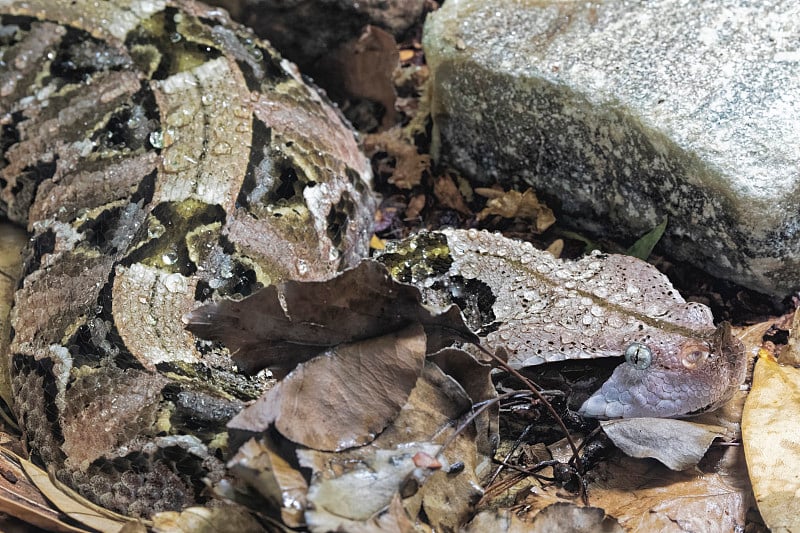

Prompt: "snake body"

[1,0,374,516]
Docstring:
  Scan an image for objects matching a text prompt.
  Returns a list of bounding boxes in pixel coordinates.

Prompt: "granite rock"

[423,0,800,296]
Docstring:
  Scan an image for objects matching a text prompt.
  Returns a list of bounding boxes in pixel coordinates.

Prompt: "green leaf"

[626,218,668,260]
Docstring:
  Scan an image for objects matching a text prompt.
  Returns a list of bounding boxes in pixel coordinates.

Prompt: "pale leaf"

[742,355,800,533]
[19,456,133,533]
[601,418,724,471]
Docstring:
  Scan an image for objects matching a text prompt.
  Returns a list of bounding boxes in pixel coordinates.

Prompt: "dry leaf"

[545,238,564,257]
[466,503,622,532]
[186,260,476,374]
[362,127,430,189]
[224,437,308,528]
[0,224,27,411]
[315,25,398,130]
[295,363,486,532]
[298,441,440,530]
[429,348,498,456]
[465,510,534,533]
[742,354,800,532]
[18,455,133,533]
[151,505,265,533]
[600,418,725,471]
[405,193,426,220]
[779,307,800,366]
[228,324,427,452]
[433,175,471,215]
[515,446,751,532]
[0,448,90,533]
[475,188,555,232]
[383,363,484,531]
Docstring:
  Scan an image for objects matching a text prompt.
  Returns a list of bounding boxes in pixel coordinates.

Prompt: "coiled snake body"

[1,0,375,516]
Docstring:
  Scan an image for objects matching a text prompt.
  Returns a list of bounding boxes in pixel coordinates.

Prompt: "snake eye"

[680,342,710,369]
[624,342,652,369]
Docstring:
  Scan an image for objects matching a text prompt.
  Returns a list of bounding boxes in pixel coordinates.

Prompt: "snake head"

[578,322,746,419]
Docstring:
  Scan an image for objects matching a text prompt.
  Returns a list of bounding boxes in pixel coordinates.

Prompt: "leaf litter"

[184,250,775,532]
[741,309,800,533]
[1,216,785,532]
[188,259,495,531]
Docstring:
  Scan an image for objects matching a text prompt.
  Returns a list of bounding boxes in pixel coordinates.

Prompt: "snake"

[0,0,746,519]
[1,0,375,516]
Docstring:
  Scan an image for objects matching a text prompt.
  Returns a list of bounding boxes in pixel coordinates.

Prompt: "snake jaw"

[578,324,746,419]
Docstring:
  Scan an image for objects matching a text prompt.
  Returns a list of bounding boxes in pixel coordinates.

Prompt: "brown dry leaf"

[151,505,265,533]
[405,193,426,220]
[592,448,751,532]
[475,188,555,232]
[433,175,472,215]
[17,454,134,533]
[316,25,398,130]
[545,238,564,257]
[526,503,623,532]
[600,418,725,471]
[322,494,418,533]
[298,363,486,532]
[429,348,497,456]
[0,447,92,533]
[779,307,800,366]
[464,510,533,533]
[362,127,431,189]
[298,441,439,531]
[224,437,308,528]
[228,324,427,452]
[466,503,623,532]
[186,260,475,373]
[742,353,800,532]
[516,447,751,532]
[0,223,27,410]
[405,365,486,531]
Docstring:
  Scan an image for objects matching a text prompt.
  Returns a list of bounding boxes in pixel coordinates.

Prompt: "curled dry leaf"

[298,442,440,529]
[779,307,800,366]
[429,348,498,456]
[475,188,555,232]
[404,193,426,220]
[466,503,622,533]
[742,354,800,532]
[297,363,487,532]
[224,437,308,528]
[362,127,431,189]
[517,447,751,531]
[17,454,133,533]
[315,25,399,130]
[150,505,265,533]
[228,324,427,452]
[600,418,725,471]
[186,260,475,374]
[433,175,472,215]
[383,363,485,532]
[0,224,26,411]
[0,447,91,533]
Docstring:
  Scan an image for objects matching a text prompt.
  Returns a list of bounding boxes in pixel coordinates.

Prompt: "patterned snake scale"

[1,0,375,516]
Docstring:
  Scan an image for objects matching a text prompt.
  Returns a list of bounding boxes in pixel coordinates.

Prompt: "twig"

[472,342,590,505]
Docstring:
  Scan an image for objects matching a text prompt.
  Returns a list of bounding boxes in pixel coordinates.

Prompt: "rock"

[423,0,800,296]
